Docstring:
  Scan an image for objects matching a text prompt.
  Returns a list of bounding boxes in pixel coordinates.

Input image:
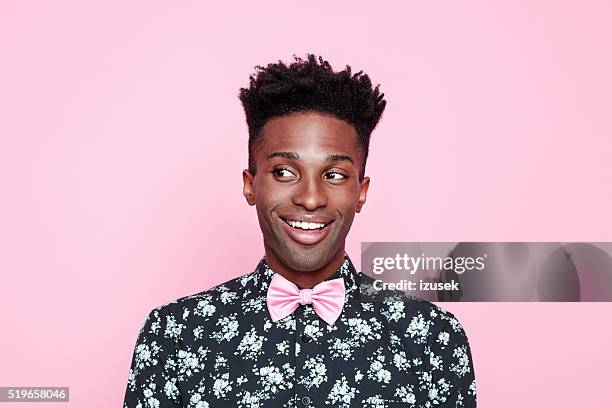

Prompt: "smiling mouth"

[281,218,333,231]
[279,217,334,246]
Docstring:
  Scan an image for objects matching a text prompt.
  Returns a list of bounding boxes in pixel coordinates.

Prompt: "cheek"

[257,179,294,204]
[254,184,291,218]
[336,187,362,212]
[332,197,360,223]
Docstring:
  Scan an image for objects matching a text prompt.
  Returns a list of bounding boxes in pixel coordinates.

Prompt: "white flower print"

[219,291,238,304]
[329,337,353,360]
[134,341,161,371]
[362,302,374,312]
[255,364,289,394]
[127,368,136,391]
[428,378,451,405]
[193,326,204,340]
[395,384,417,405]
[429,351,443,371]
[326,375,358,407]
[448,316,463,332]
[362,394,386,408]
[451,345,471,377]
[238,272,256,287]
[303,321,323,340]
[188,392,211,408]
[367,348,392,384]
[381,299,406,322]
[164,315,185,339]
[149,318,161,336]
[212,372,232,398]
[275,314,296,331]
[194,297,216,318]
[276,340,290,356]
[388,332,402,347]
[211,314,240,343]
[237,390,263,408]
[163,378,179,400]
[469,379,477,396]
[214,354,228,370]
[298,355,328,389]
[176,346,208,380]
[141,378,163,407]
[405,312,432,344]
[242,296,265,313]
[346,317,382,344]
[393,350,412,371]
[236,327,265,360]
[437,331,450,347]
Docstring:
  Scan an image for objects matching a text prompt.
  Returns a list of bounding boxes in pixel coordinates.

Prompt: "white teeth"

[286,220,326,230]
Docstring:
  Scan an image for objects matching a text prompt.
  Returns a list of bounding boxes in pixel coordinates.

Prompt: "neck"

[263,244,346,289]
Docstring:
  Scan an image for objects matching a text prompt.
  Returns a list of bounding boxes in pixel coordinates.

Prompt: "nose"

[292,174,327,211]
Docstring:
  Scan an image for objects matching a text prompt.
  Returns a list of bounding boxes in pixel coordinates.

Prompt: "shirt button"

[301,396,311,405]
[301,334,312,343]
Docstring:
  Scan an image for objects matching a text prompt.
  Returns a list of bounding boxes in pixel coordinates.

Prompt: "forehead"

[257,112,361,155]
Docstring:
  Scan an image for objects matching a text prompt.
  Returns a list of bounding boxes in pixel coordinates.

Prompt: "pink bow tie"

[266,273,346,326]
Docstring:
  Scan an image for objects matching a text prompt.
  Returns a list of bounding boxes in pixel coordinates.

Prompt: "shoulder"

[164,267,258,307]
[138,268,262,337]
[358,272,469,344]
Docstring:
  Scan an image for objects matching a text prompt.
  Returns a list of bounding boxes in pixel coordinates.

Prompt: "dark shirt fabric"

[123,254,477,407]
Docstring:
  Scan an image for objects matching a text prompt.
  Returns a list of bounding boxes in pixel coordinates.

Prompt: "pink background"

[1,1,611,406]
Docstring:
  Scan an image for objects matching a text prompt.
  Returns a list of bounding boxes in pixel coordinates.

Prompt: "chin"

[281,245,338,272]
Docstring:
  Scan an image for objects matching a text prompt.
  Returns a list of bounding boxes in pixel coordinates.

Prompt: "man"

[123,54,477,407]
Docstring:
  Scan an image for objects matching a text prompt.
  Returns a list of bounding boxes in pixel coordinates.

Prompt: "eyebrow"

[266,151,354,164]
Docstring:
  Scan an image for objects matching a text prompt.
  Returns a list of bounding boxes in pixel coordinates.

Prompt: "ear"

[242,169,256,206]
[356,176,370,213]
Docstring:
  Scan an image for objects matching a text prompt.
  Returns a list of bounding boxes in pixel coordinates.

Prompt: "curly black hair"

[239,54,386,180]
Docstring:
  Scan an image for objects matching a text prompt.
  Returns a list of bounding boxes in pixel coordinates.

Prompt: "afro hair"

[239,54,386,180]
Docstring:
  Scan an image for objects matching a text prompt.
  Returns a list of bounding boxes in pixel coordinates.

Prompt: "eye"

[324,171,347,181]
[271,168,296,179]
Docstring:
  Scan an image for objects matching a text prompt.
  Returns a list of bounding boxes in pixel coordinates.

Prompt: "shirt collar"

[253,252,360,299]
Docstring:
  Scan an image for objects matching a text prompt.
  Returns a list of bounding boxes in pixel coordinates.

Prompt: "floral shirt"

[123,254,477,407]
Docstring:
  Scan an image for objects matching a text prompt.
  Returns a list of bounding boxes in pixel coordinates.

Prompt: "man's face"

[243,111,370,272]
